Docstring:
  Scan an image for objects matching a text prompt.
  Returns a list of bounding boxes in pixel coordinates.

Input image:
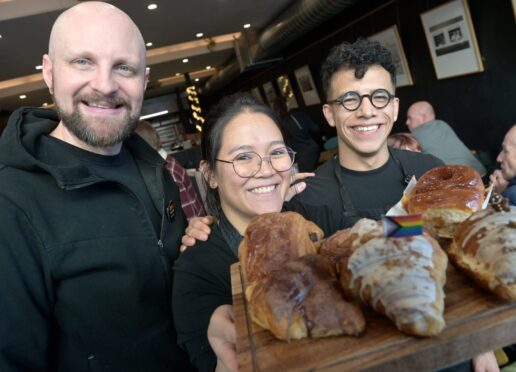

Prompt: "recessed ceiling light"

[243,23,251,29]
[194,78,200,82]
[182,58,189,63]
[19,94,27,99]
[147,4,157,10]
[206,65,212,69]
[0,35,2,39]
[146,42,153,47]
[196,32,203,38]
[35,65,43,70]
[175,73,181,76]
[42,102,48,107]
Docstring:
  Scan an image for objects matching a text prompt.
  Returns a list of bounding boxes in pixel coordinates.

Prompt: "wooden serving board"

[231,262,516,372]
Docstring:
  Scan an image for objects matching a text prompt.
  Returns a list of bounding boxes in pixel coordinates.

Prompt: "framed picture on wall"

[293,65,321,106]
[250,87,264,103]
[420,0,484,79]
[368,25,413,87]
[262,81,277,107]
[512,0,516,21]
[276,74,298,109]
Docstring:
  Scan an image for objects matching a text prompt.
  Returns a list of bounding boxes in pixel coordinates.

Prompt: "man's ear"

[392,97,400,123]
[144,67,150,91]
[322,104,336,128]
[42,54,54,95]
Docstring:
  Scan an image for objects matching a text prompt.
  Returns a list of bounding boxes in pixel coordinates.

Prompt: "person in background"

[271,95,322,172]
[490,124,516,206]
[0,2,194,371]
[387,132,422,152]
[135,120,206,219]
[406,100,487,177]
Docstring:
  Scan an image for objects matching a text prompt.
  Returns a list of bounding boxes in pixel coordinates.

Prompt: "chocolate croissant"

[239,212,365,341]
[323,219,448,337]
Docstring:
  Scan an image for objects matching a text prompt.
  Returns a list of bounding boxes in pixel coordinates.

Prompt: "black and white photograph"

[262,81,277,107]
[368,25,414,87]
[293,65,321,106]
[421,0,484,79]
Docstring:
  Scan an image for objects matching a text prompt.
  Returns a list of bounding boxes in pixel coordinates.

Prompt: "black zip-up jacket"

[0,108,194,371]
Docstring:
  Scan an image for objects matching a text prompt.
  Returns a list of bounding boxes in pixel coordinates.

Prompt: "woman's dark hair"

[320,38,397,100]
[201,93,284,217]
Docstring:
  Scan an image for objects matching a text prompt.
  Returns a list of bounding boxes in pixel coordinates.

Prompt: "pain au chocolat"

[239,212,365,341]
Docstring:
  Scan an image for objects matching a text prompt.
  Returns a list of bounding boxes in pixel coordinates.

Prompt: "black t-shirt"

[294,148,444,230]
[37,135,162,236]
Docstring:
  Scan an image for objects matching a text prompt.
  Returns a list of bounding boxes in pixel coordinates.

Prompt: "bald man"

[406,101,487,177]
[0,2,194,371]
[490,125,516,205]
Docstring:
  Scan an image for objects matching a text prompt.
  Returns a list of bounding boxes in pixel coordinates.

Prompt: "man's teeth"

[88,102,114,109]
[354,124,380,132]
[251,185,276,194]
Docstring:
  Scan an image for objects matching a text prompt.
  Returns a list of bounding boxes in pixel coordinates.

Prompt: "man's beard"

[54,92,140,148]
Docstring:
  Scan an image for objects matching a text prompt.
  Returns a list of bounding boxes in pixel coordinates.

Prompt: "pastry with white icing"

[450,206,516,301]
[322,219,448,336]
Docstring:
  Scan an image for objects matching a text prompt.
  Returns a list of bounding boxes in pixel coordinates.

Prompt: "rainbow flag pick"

[382,214,423,238]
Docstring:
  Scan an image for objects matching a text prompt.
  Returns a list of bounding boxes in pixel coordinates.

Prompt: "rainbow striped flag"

[382,214,423,238]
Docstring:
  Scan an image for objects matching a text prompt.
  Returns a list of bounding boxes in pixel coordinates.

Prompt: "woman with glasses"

[172,94,330,372]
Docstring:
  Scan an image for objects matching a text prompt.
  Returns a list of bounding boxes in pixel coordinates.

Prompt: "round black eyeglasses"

[327,88,395,111]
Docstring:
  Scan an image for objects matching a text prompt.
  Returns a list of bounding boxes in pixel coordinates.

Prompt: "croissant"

[239,212,366,341]
[449,206,516,301]
[239,211,324,300]
[322,219,448,337]
[248,254,366,341]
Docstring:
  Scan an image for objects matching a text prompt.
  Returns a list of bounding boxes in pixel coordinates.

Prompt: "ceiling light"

[146,42,153,47]
[35,65,43,70]
[206,65,212,69]
[19,94,27,99]
[0,35,2,39]
[140,110,169,120]
[243,23,251,29]
[42,102,48,107]
[175,73,181,76]
[147,4,157,10]
[196,33,203,38]
[194,78,200,82]
[182,58,189,63]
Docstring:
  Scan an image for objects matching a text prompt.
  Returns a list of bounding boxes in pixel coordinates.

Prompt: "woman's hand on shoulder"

[285,172,314,201]
[180,216,217,252]
[208,305,237,372]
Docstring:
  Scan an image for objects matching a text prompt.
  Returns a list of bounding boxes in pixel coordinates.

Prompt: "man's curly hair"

[320,38,397,100]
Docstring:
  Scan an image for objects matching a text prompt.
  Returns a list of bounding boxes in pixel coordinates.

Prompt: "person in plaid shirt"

[136,120,205,220]
[164,153,206,220]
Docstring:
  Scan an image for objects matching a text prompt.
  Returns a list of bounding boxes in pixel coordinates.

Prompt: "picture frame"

[250,87,264,103]
[276,74,298,109]
[420,0,484,80]
[512,0,516,21]
[262,81,277,107]
[293,65,321,106]
[368,25,413,87]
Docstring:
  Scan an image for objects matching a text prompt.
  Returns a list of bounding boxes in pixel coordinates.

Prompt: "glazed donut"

[406,165,485,238]
[449,206,516,301]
